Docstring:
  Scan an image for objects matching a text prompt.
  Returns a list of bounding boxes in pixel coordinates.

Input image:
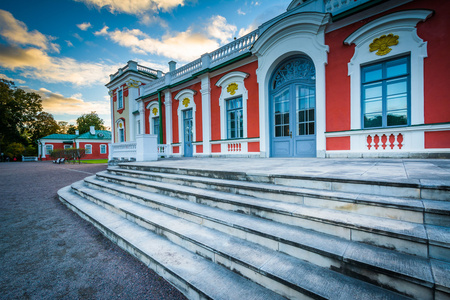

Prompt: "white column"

[200,75,211,155]
[128,86,139,141]
[41,141,46,159]
[138,100,145,135]
[164,91,173,155]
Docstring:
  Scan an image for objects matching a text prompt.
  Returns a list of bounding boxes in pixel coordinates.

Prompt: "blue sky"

[0,0,291,128]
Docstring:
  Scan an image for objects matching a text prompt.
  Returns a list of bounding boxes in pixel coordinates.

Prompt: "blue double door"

[271,82,316,157]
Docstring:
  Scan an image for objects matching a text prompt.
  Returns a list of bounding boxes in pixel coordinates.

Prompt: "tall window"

[226,97,243,139]
[45,145,53,155]
[362,56,410,128]
[100,144,107,154]
[85,144,92,154]
[153,117,159,142]
[119,128,124,142]
[118,90,123,109]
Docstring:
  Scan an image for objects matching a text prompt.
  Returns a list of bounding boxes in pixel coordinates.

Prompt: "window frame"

[85,144,92,154]
[226,96,244,139]
[118,89,123,109]
[361,55,411,129]
[100,144,107,154]
[45,144,53,155]
[64,144,71,150]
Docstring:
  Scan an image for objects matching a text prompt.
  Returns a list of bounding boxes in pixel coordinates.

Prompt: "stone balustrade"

[324,0,372,16]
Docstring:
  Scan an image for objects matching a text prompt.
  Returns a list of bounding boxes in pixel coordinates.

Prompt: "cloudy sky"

[0,0,291,128]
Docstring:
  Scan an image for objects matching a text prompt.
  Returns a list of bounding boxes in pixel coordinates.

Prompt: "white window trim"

[215,71,249,140]
[116,119,125,143]
[146,101,160,136]
[100,144,107,154]
[174,89,196,155]
[64,145,71,149]
[45,144,53,155]
[85,144,92,154]
[344,9,433,130]
[117,88,124,110]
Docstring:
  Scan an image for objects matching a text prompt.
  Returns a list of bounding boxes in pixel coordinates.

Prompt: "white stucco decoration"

[252,12,330,157]
[215,71,249,140]
[174,89,197,155]
[344,10,433,130]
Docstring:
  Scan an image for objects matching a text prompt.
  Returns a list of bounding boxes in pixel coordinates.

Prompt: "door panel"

[270,57,316,157]
[183,109,193,157]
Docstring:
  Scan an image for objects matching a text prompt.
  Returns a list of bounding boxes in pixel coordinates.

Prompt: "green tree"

[29,112,60,142]
[67,124,77,135]
[5,142,25,159]
[0,80,43,151]
[76,111,105,134]
[57,121,69,134]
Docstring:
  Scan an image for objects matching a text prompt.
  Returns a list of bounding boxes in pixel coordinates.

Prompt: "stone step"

[108,167,450,226]
[57,185,285,300]
[95,171,450,261]
[78,175,443,299]
[119,163,450,201]
[66,181,412,300]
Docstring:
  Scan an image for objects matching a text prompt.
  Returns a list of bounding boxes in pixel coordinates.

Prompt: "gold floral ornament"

[182,97,190,107]
[227,83,238,95]
[152,107,158,116]
[369,34,399,56]
[126,79,140,88]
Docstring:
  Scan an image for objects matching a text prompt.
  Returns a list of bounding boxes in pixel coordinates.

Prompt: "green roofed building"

[38,126,111,161]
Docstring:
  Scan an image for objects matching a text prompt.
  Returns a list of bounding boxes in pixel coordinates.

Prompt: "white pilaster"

[164,91,173,155]
[138,100,145,135]
[200,75,211,155]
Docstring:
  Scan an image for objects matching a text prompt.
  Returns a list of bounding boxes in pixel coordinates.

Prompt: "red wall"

[78,142,109,159]
[425,131,450,149]
[326,136,350,151]
[210,60,260,141]
[325,0,450,131]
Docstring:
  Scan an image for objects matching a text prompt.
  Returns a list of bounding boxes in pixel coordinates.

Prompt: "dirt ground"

[0,161,186,299]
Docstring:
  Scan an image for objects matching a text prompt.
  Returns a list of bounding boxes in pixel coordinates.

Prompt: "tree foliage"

[29,112,60,143]
[0,80,43,151]
[76,111,105,134]
[67,124,77,134]
[4,142,25,159]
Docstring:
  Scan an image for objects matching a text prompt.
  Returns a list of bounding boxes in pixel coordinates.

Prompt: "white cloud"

[0,9,60,53]
[238,23,257,38]
[76,0,186,14]
[0,44,120,86]
[28,87,110,116]
[95,26,219,62]
[73,33,83,41]
[251,1,260,5]
[0,73,25,84]
[207,15,236,44]
[77,22,92,31]
[66,40,74,47]
[95,15,237,62]
[237,8,246,15]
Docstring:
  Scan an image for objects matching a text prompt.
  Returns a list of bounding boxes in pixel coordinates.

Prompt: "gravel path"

[0,161,187,300]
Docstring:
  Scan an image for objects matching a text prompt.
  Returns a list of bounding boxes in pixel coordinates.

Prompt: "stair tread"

[98,171,429,242]
[109,167,429,211]
[82,176,434,285]
[68,182,410,299]
[58,185,285,300]
[425,225,450,246]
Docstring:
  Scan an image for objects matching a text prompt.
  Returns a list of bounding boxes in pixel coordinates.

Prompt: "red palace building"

[106,0,450,161]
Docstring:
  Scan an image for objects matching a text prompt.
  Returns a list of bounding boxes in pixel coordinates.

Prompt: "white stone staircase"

[58,163,450,300]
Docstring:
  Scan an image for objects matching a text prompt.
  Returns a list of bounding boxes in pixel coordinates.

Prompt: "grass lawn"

[80,159,109,164]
